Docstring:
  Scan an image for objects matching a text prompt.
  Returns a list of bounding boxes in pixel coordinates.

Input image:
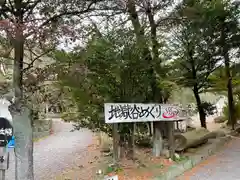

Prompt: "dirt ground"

[53,116,227,180]
[104,148,176,180]
[52,136,176,180]
[53,136,102,180]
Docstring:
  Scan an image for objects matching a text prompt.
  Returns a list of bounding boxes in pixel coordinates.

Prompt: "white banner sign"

[104,103,186,123]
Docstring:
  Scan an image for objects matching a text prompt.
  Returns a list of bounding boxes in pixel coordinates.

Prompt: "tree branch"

[24,0,42,20]
[25,1,97,38]
[22,48,54,72]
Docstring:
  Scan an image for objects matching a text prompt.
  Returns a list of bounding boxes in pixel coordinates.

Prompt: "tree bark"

[221,27,235,129]
[12,3,34,179]
[126,123,135,159]
[189,46,206,129]
[193,86,206,128]
[126,0,165,156]
[11,107,34,180]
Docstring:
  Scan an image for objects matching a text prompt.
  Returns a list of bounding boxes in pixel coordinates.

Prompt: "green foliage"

[55,28,159,135]
[173,154,189,162]
[51,0,240,134]
[105,165,123,175]
[223,100,240,121]
[208,66,240,95]
[201,102,217,116]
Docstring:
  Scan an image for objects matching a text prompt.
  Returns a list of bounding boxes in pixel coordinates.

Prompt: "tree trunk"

[221,24,235,130]
[13,7,34,179]
[193,86,206,128]
[224,50,235,129]
[174,128,210,151]
[112,123,120,164]
[225,60,235,129]
[12,108,34,180]
[127,0,164,156]
[126,123,135,159]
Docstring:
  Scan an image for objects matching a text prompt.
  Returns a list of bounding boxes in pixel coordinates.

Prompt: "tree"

[206,0,240,129]
[0,1,100,179]
[169,0,240,129]
[56,27,154,158]
[169,2,220,128]
[55,0,182,158]
[185,0,240,128]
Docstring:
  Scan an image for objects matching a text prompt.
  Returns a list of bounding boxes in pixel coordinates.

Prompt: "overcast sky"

[57,0,180,52]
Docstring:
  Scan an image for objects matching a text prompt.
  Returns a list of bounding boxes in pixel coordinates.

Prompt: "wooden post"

[0,170,5,180]
[151,122,154,135]
[112,123,119,164]
[168,121,175,160]
[152,122,163,157]
[132,122,136,159]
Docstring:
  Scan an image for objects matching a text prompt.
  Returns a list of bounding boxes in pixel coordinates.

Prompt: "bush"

[223,100,240,121]
[135,133,152,148]
[201,102,217,116]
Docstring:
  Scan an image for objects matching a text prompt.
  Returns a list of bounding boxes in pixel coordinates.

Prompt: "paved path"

[178,137,240,180]
[5,120,94,180]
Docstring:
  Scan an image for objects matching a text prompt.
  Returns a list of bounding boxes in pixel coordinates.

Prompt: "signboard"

[104,175,118,180]
[7,136,15,148]
[104,103,186,123]
[0,117,13,147]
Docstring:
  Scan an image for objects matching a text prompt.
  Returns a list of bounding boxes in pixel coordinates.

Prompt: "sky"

[56,0,181,52]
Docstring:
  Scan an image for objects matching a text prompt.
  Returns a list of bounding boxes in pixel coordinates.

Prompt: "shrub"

[223,100,240,121]
[201,102,217,116]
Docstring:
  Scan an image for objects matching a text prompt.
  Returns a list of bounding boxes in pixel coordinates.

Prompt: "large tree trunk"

[12,107,33,180]
[13,7,34,179]
[174,128,210,151]
[193,86,206,128]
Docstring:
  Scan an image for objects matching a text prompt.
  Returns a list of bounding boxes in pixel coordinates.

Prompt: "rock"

[214,116,226,123]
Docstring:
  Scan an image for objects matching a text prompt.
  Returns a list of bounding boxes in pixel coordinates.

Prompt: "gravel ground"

[178,137,240,180]
[5,120,94,180]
